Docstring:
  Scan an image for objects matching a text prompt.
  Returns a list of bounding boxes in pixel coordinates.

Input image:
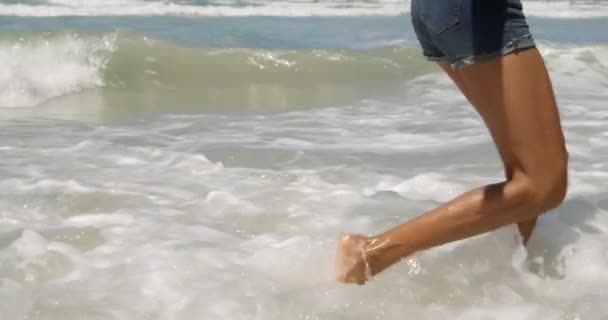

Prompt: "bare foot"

[336,233,370,285]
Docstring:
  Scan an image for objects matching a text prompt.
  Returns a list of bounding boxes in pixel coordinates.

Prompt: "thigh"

[437,60,512,176]
[454,48,567,180]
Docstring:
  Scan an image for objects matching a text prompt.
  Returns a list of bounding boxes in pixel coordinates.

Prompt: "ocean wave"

[0,0,407,17]
[0,31,606,110]
[1,0,608,18]
[0,30,433,109]
[0,32,115,108]
[540,41,608,93]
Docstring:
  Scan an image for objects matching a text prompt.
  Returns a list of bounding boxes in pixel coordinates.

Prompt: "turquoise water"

[1,15,606,115]
[1,1,608,319]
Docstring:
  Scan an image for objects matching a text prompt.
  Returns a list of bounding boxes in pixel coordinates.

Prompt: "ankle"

[360,236,385,276]
[362,235,412,275]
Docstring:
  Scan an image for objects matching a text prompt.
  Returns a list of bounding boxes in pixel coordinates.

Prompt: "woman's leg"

[336,48,568,285]
[435,60,538,244]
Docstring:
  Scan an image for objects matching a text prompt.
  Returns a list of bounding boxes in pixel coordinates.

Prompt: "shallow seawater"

[1,1,608,319]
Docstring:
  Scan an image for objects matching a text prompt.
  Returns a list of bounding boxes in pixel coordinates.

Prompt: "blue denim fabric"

[411,0,536,69]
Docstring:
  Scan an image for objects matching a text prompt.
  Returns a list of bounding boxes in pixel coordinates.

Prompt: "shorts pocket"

[418,0,463,34]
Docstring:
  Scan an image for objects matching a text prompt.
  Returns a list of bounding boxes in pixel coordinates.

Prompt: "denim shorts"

[411,0,536,69]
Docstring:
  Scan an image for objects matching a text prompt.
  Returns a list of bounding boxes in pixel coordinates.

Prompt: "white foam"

[203,190,261,217]
[0,1,407,17]
[523,1,608,18]
[1,0,607,17]
[365,173,467,202]
[13,178,94,193]
[64,213,136,227]
[0,33,115,108]
[540,43,608,94]
[1,34,608,319]
[564,235,608,282]
[11,230,48,258]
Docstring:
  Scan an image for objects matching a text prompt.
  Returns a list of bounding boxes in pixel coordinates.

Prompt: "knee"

[537,167,568,211]
[541,152,569,210]
[511,156,568,212]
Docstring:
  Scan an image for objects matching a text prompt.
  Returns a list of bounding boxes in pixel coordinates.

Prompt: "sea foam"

[0,33,114,108]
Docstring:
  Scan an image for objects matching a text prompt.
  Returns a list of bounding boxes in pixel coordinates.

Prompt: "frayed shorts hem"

[423,34,536,69]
